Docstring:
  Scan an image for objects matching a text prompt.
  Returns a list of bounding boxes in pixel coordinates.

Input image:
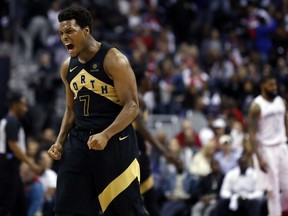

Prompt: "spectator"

[240,79,257,115]
[159,138,183,177]
[20,8,50,59]
[185,96,209,133]
[198,126,215,147]
[174,119,201,148]
[254,15,277,63]
[214,134,240,174]
[173,119,202,172]
[20,163,44,216]
[189,139,216,177]
[191,159,224,216]
[28,51,61,137]
[274,57,288,96]
[160,160,197,216]
[39,128,57,151]
[36,150,57,216]
[215,154,264,216]
[26,138,40,162]
[211,118,227,147]
[47,0,61,33]
[221,97,245,127]
[157,57,185,114]
[229,121,245,157]
[151,130,170,189]
[209,54,235,89]
[201,28,223,59]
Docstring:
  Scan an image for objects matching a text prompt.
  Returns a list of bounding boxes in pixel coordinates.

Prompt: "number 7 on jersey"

[79,95,90,116]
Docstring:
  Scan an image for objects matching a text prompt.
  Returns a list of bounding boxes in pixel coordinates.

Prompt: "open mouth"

[66,44,75,52]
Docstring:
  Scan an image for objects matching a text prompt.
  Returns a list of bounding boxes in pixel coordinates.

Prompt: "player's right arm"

[6,118,41,174]
[248,102,267,172]
[48,58,75,160]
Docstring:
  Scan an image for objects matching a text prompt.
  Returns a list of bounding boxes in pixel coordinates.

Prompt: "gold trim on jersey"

[140,175,154,194]
[69,69,122,105]
[98,158,141,212]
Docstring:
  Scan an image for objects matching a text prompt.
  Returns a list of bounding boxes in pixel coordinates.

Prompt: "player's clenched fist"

[47,143,63,160]
[87,132,109,150]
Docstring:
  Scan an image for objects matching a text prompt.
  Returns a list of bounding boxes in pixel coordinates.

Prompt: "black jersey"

[67,43,123,130]
[0,115,26,166]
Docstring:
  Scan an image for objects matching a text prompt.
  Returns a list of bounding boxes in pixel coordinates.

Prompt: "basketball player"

[47,6,148,216]
[133,69,176,216]
[0,91,41,216]
[248,74,288,216]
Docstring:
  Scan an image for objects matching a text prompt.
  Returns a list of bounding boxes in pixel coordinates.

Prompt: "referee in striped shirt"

[0,91,41,216]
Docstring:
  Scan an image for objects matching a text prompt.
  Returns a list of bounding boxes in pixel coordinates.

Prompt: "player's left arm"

[248,102,261,155]
[103,48,139,137]
[87,48,139,150]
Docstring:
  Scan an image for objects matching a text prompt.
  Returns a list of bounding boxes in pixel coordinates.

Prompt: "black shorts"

[55,124,148,216]
[138,152,154,195]
[0,158,26,216]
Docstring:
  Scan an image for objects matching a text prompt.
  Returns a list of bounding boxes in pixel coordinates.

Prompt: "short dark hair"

[260,73,276,84]
[58,6,93,32]
[6,90,23,107]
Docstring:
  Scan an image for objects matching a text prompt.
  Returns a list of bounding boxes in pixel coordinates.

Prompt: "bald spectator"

[215,154,264,216]
[175,119,201,148]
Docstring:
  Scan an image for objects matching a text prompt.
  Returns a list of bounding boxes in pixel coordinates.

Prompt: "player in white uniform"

[248,74,288,216]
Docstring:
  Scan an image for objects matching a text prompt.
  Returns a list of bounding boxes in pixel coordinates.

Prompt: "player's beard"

[265,89,278,100]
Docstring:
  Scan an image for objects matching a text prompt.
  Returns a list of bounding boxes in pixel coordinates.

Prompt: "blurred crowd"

[1,0,288,215]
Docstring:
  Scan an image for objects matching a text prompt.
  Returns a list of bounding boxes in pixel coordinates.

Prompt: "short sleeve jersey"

[0,115,26,164]
[66,43,123,130]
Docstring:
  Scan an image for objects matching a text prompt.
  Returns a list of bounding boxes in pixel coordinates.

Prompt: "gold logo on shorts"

[119,135,129,141]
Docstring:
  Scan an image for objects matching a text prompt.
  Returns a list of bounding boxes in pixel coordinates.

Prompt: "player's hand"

[47,143,63,160]
[259,158,268,173]
[87,132,109,151]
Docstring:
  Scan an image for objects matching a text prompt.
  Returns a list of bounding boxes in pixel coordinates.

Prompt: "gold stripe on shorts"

[98,158,140,212]
[140,175,154,194]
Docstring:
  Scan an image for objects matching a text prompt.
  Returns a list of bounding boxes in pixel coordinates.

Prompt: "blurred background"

[1,0,288,137]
